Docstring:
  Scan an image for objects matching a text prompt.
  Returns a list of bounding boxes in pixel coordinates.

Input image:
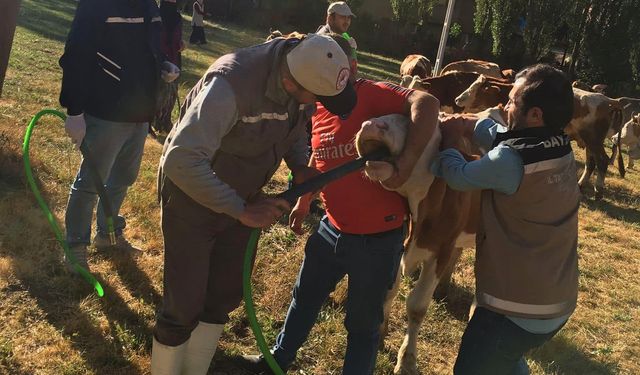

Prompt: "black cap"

[316,80,357,116]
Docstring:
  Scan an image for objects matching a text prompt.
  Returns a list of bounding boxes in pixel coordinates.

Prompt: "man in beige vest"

[152,34,357,374]
[431,64,580,375]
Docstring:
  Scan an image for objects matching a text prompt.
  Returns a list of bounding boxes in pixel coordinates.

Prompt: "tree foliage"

[389,0,437,25]
[474,0,640,95]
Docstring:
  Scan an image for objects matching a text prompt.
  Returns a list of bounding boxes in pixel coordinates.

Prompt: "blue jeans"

[454,307,565,375]
[272,217,403,375]
[65,114,148,246]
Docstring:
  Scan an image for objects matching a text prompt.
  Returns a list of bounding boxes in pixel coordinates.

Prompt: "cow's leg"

[380,264,402,346]
[609,140,618,165]
[617,144,626,178]
[629,154,635,169]
[578,148,595,193]
[594,145,610,199]
[395,252,439,375]
[433,246,462,301]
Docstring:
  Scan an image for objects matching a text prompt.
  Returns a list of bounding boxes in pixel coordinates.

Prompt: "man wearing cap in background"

[150,33,356,374]
[317,1,358,51]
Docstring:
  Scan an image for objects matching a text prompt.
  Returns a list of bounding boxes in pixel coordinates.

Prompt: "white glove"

[64,113,86,149]
[161,61,180,83]
[348,37,358,50]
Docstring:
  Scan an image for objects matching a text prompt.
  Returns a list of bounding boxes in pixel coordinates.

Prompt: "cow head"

[400,75,431,91]
[355,115,408,182]
[455,75,503,111]
[400,54,432,79]
[409,76,431,92]
[455,75,486,108]
[355,114,441,223]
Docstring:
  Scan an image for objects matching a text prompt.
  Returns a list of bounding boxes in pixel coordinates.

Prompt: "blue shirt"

[430,118,523,194]
[431,118,570,334]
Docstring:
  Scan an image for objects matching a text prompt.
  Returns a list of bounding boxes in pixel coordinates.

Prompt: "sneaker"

[93,233,136,252]
[238,354,284,374]
[64,244,88,274]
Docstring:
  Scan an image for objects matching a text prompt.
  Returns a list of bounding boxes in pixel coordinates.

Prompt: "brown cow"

[400,54,433,79]
[572,80,591,91]
[440,59,511,80]
[454,80,626,198]
[565,88,625,198]
[455,74,513,113]
[403,72,496,113]
[354,110,508,374]
[592,84,608,94]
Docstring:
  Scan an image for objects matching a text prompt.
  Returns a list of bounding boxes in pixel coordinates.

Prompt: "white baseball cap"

[328,1,356,17]
[286,34,357,116]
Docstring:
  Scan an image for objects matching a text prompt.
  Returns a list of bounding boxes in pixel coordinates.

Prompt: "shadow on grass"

[434,282,474,322]
[17,0,75,43]
[581,183,640,225]
[530,334,619,375]
[107,247,163,307]
[0,148,154,374]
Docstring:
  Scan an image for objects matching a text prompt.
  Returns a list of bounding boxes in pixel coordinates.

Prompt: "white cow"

[611,113,640,168]
[355,108,504,374]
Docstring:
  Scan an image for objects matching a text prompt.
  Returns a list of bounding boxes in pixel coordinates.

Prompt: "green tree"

[474,0,640,95]
[389,0,437,26]
[575,0,640,95]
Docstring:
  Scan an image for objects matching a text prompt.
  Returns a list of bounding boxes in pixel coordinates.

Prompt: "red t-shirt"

[311,79,413,234]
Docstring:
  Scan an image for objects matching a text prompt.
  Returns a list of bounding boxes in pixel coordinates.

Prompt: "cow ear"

[484,85,500,94]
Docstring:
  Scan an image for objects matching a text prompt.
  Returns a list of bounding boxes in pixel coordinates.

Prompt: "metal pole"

[433,0,456,76]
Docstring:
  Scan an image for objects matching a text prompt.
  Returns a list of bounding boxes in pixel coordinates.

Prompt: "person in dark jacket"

[154,0,185,133]
[160,0,184,68]
[59,0,180,272]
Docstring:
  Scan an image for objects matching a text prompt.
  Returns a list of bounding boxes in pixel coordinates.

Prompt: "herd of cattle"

[399,55,640,199]
[346,56,640,374]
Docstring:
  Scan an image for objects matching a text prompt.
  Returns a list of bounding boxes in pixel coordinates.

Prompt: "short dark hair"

[515,64,574,131]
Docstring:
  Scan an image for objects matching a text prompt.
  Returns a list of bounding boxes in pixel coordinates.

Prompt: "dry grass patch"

[1,1,639,374]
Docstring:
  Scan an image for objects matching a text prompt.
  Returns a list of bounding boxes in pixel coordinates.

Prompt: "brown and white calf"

[400,54,433,80]
[565,88,625,198]
[440,59,511,81]
[400,72,511,113]
[452,81,625,198]
[355,111,505,374]
[454,74,512,113]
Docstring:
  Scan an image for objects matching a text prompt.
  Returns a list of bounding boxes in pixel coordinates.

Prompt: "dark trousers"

[272,217,403,375]
[189,25,206,44]
[454,307,565,375]
[154,179,256,346]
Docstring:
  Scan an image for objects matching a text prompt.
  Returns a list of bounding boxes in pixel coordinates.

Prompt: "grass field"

[0,1,639,374]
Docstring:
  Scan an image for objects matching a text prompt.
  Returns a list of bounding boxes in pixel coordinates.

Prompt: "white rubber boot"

[151,337,188,375]
[182,322,224,375]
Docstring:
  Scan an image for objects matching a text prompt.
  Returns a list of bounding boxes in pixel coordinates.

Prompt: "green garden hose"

[22,109,113,297]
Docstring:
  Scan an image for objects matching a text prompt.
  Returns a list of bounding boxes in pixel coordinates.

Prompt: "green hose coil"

[23,109,105,297]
